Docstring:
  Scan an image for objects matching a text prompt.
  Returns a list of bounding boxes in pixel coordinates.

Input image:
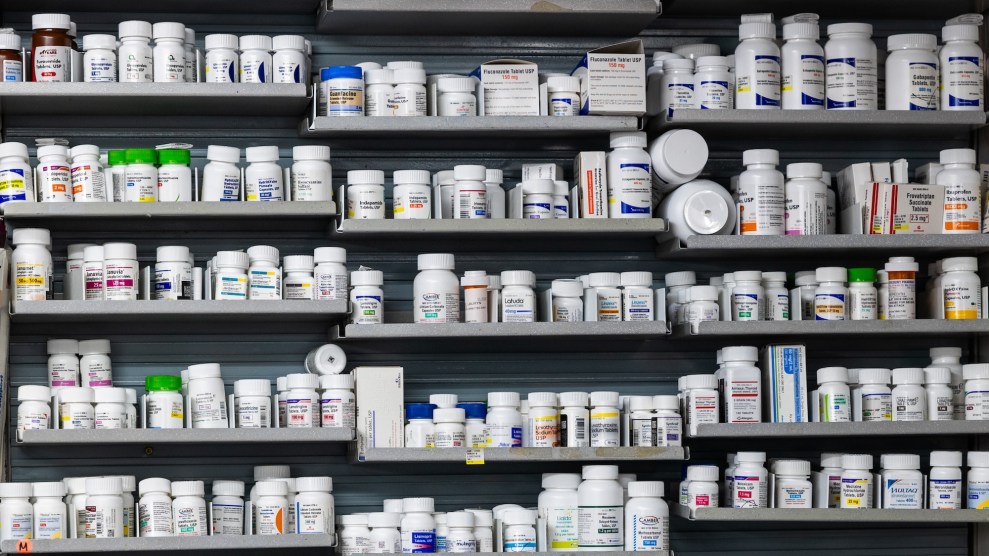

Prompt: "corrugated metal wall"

[1,1,985,554]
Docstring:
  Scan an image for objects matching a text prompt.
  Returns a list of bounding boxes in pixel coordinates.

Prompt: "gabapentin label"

[627,512,668,550]
[732,476,766,508]
[884,478,922,509]
[577,506,623,549]
[782,54,825,106]
[945,55,983,107]
[905,61,938,110]
[814,293,846,320]
[930,479,962,509]
[862,392,892,421]
[547,507,578,550]
[826,56,877,109]
[612,162,651,216]
[737,55,781,106]
[944,283,981,319]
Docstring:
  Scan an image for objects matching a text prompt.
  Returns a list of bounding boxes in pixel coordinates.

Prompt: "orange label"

[72,185,83,195]
[275,508,284,534]
[16,539,32,553]
[740,221,757,233]
[944,203,969,210]
[945,221,979,231]
[52,184,66,192]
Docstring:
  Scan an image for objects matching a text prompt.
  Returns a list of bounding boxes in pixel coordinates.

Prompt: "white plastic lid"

[783,22,819,40]
[521,179,555,195]
[552,279,583,298]
[292,145,331,162]
[438,76,475,93]
[102,242,137,261]
[484,169,503,184]
[931,347,963,359]
[588,272,621,288]
[445,511,474,528]
[684,374,718,390]
[762,271,787,283]
[653,395,679,411]
[0,141,30,161]
[628,395,653,411]
[272,34,305,51]
[32,13,71,30]
[240,34,272,51]
[527,392,557,407]
[364,68,394,85]
[883,454,920,470]
[942,256,978,272]
[734,270,762,282]
[620,271,652,288]
[0,483,30,500]
[246,245,279,265]
[339,514,369,525]
[58,387,94,404]
[686,465,719,482]
[891,368,925,385]
[296,476,333,493]
[841,454,873,470]
[664,58,694,71]
[393,68,426,84]
[403,497,435,513]
[819,453,843,468]
[254,465,291,481]
[255,480,288,497]
[157,245,190,264]
[887,33,937,51]
[424,395,456,410]
[542,473,581,490]
[47,338,79,354]
[672,43,720,59]
[503,510,535,526]
[348,170,385,186]
[689,285,718,301]
[351,269,383,286]
[236,379,272,397]
[207,145,240,164]
[368,512,402,528]
[651,51,680,65]
[582,465,619,480]
[858,368,891,385]
[283,255,315,273]
[787,162,823,178]
[501,270,535,287]
[216,251,250,270]
[815,266,846,283]
[943,24,980,42]
[119,20,152,38]
[695,54,728,68]
[436,170,456,186]
[433,407,466,423]
[735,451,767,464]
[610,131,647,149]
[316,373,351,391]
[930,450,963,467]
[418,253,455,271]
[487,391,520,407]
[86,476,123,496]
[817,367,849,385]
[205,33,238,51]
[187,363,222,380]
[828,23,873,36]
[18,385,51,402]
[877,270,888,283]
[30,481,65,499]
[246,146,279,163]
[453,165,486,181]
[394,170,430,186]
[82,34,116,51]
[286,373,319,390]
[742,148,779,167]
[885,257,918,273]
[968,451,989,468]
[739,22,776,39]
[94,387,127,404]
[546,75,580,93]
[589,390,620,407]
[212,480,245,497]
[461,270,488,288]
[37,145,68,159]
[774,459,811,476]
[721,346,758,362]
[185,28,195,46]
[313,247,346,264]
[963,363,989,380]
[924,367,951,385]
[940,148,976,165]
[628,481,664,498]
[665,271,696,287]
[678,184,731,235]
[559,391,588,407]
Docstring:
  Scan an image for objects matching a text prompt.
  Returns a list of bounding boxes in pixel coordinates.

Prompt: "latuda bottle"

[607,132,651,218]
[734,22,781,109]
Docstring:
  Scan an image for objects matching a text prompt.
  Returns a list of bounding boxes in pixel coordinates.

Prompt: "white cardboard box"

[761,344,808,423]
[867,183,944,234]
[571,40,646,115]
[355,366,404,460]
[521,163,564,182]
[469,59,540,116]
[574,151,608,218]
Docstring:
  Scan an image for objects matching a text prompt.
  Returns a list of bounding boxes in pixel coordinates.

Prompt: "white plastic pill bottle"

[967,451,989,509]
[686,465,720,509]
[659,58,695,117]
[940,24,984,110]
[438,77,478,117]
[204,33,238,82]
[578,465,624,550]
[401,497,436,553]
[929,450,963,510]
[240,35,272,83]
[346,170,386,219]
[16,385,51,439]
[11,228,53,302]
[86,476,125,538]
[350,269,384,325]
[941,257,982,319]
[210,480,244,535]
[818,367,851,423]
[732,451,768,508]
[0,482,32,542]
[775,460,813,508]
[368,512,402,553]
[69,144,108,201]
[925,367,954,421]
[486,392,522,447]
[737,148,785,235]
[453,164,487,219]
[824,23,878,109]
[885,33,939,111]
[648,129,708,194]
[235,378,272,428]
[501,270,537,323]
[284,373,319,428]
[781,22,825,109]
[152,22,186,82]
[621,271,654,321]
[414,253,460,323]
[461,270,489,324]
[784,162,827,235]
[37,145,71,202]
[607,131,652,218]
[314,247,348,301]
[839,454,874,509]
[589,391,621,447]
[964,363,989,420]
[891,367,927,422]
[734,22,781,109]
[881,454,923,509]
[137,478,173,537]
[47,338,79,388]
[245,146,284,202]
[693,56,731,109]
[201,145,241,201]
[393,169,432,220]
[79,339,113,388]
[938,149,981,234]
[32,481,67,540]
[186,363,228,428]
[291,145,333,202]
[272,34,306,83]
[320,374,355,429]
[857,368,892,422]
[295,476,334,534]
[283,255,315,300]
[538,473,580,551]
[102,242,139,300]
[624,480,668,551]
[118,20,153,83]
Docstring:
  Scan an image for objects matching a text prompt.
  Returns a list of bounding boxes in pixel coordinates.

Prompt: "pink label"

[696,495,710,506]
[86,280,103,289]
[89,379,112,387]
[52,379,77,386]
[106,279,134,287]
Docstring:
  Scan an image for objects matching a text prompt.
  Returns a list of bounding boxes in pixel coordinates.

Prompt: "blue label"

[410,531,436,552]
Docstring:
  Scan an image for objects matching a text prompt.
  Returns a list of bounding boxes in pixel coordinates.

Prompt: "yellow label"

[737,86,751,93]
[466,449,484,465]
[782,85,793,92]
[591,411,619,419]
[171,410,184,419]
[61,414,70,422]
[946,309,979,320]
[394,207,405,214]
[551,541,578,550]
[16,276,44,285]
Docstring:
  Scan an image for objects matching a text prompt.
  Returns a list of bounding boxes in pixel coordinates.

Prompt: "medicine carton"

[574,151,608,218]
[354,366,404,460]
[521,163,564,182]
[761,344,808,423]
[469,59,540,116]
[866,183,944,234]
[571,40,646,115]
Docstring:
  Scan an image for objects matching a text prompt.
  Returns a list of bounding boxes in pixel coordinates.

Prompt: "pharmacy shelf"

[648,109,986,140]
[10,300,349,324]
[660,0,967,17]
[687,421,989,439]
[672,320,989,338]
[655,234,989,260]
[0,534,335,554]
[673,505,989,523]
[2,202,337,234]
[336,218,669,239]
[10,0,320,14]
[316,0,662,36]
[19,427,354,445]
[0,83,309,117]
[353,446,686,463]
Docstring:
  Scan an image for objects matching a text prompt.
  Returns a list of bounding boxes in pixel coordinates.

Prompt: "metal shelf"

[316,0,662,36]
[0,534,336,554]
[337,218,668,239]
[660,0,968,18]
[354,446,686,463]
[647,109,985,141]
[7,0,320,14]
[0,83,309,117]
[19,427,354,445]
[656,234,989,260]
[2,202,336,234]
[673,505,989,523]
[688,421,989,439]
[672,320,989,338]
[10,300,349,324]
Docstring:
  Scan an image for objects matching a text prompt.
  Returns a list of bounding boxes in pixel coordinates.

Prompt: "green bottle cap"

[125,148,157,165]
[157,149,191,166]
[107,150,126,166]
[848,267,877,283]
[145,375,182,392]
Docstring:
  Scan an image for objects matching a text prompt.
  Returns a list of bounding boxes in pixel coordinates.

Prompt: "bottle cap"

[207,145,240,164]
[157,245,190,263]
[786,162,823,178]
[541,473,581,490]
[892,368,925,385]
[319,374,354,390]
[86,476,123,496]
[695,55,729,69]
[83,245,104,262]
[484,169,503,184]
[187,363,222,380]
[683,374,718,390]
[283,255,314,273]
[558,391,588,407]
[286,373,318,390]
[0,141,30,161]
[653,395,679,411]
[545,75,580,93]
[742,148,779,167]
[620,271,653,287]
[368,512,402,528]
[827,23,873,36]
[885,256,919,273]
[651,51,680,65]
[487,391,520,408]
[433,407,466,423]
[882,454,920,470]
[158,149,191,166]
[589,390,619,406]
[551,279,583,298]
[205,33,238,51]
[453,165,486,181]
[118,20,152,39]
[783,22,819,40]
[37,145,68,159]
[254,465,290,480]
[348,169,385,185]
[272,34,305,51]
[588,272,621,287]
[82,34,116,51]
[438,76,475,93]
[405,403,435,420]
[255,480,288,497]
[940,148,976,166]
[663,58,694,72]
[427,393,458,408]
[527,392,557,408]
[503,510,535,526]
[686,465,719,482]
[18,385,50,402]
[963,363,989,380]
[455,402,486,420]
[402,497,435,513]
[721,346,758,362]
[351,269,383,286]
[446,511,474,528]
[57,387,94,404]
[739,22,776,39]
[30,481,65,499]
[858,368,891,385]
[627,481,664,498]
[501,270,536,287]
[393,68,427,84]
[930,450,963,467]
[847,268,877,283]
[841,454,873,470]
[815,266,846,283]
[734,270,762,282]
[246,146,279,163]
[942,256,978,272]
[152,22,185,40]
[239,35,272,51]
[943,24,979,42]
[364,68,394,85]
[393,169,430,186]
[610,131,647,149]
[673,43,720,59]
[968,451,989,468]
[236,378,272,397]
[582,465,619,480]
[47,338,79,354]
[418,253,455,271]
[78,339,111,355]
[521,179,555,195]
[246,245,279,265]
[212,480,244,497]
[817,367,849,385]
[665,271,696,287]
[461,270,489,288]
[924,367,951,385]
[296,476,333,493]
[628,395,653,412]
[145,375,182,392]
[735,451,767,463]
[314,247,346,264]
[216,251,250,269]
[339,514,369,525]
[94,386,127,404]
[125,148,156,165]
[32,13,71,30]
[887,33,937,51]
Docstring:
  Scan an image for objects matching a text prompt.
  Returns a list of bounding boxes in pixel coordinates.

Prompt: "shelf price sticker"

[466,449,484,465]
[16,539,32,553]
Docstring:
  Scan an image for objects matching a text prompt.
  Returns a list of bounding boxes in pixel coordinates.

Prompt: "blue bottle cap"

[327,65,363,80]
[456,402,487,420]
[319,67,333,82]
[406,403,436,420]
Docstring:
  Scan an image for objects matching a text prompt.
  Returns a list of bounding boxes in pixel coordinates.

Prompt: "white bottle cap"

[931,347,963,359]
[742,148,779,166]
[887,33,937,51]
[930,450,963,467]
[589,390,619,407]
[47,338,79,354]
[183,27,195,45]
[676,181,732,235]
[368,512,402,528]
[841,454,873,470]
[82,34,117,51]
[527,392,557,407]
[502,510,535,526]
[0,141,30,160]
[940,148,976,166]
[429,393,459,408]
[152,22,185,41]
[786,162,823,178]
[58,387,94,404]
[418,253,455,271]
[351,269,383,286]
[254,465,291,481]
[272,34,305,51]
[283,255,314,273]
[286,373,318,390]
[103,242,137,261]
[239,35,273,51]
[828,23,873,37]
[433,407,466,423]
[924,367,951,385]
[686,465,719,481]
[86,476,123,496]
[393,67,426,84]
[817,367,848,385]
[783,22,819,40]
[255,480,288,497]
[762,271,787,283]
[551,279,582,297]
[78,339,111,355]
[93,386,126,404]
[18,385,51,402]
[119,20,152,39]
[735,451,767,463]
[521,179,554,195]
[774,459,811,476]
[610,131,647,149]
[393,170,430,186]
[246,245,279,265]
[348,170,385,186]
[819,453,843,468]
[541,473,581,489]
[32,481,66,498]
[292,145,331,162]
[815,266,846,283]
[314,247,346,264]
[943,24,979,42]
[187,363,222,380]
[942,256,978,272]
[620,271,653,287]
[339,514,369,525]
[364,68,394,85]
[246,146,279,163]
[858,368,891,385]
[403,497,435,513]
[588,272,621,287]
[501,270,535,287]
[438,76,475,93]
[559,391,588,407]
[216,251,250,270]
[651,51,680,65]
[157,245,191,263]
[739,22,776,39]
[734,270,762,282]
[885,256,918,273]
[627,395,653,412]
[212,480,244,497]
[672,43,720,59]
[37,145,69,159]
[453,165,486,181]
[683,374,718,390]
[446,511,474,528]
[207,145,240,164]
[963,363,989,380]
[320,374,354,390]
[546,75,580,93]
[0,483,29,500]
[689,285,718,301]
[653,395,679,411]
[236,379,272,397]
[968,452,989,468]
[80,245,101,262]
[721,346,758,362]
[627,481,665,498]
[296,476,333,493]
[461,270,488,288]
[665,271,696,287]
[891,368,925,385]
[663,58,694,72]
[695,55,729,69]
[355,61,382,71]
[882,454,920,470]
[582,464,619,480]
[487,391,520,407]
[32,13,71,30]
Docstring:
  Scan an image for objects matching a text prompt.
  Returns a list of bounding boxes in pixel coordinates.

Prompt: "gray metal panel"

[337,218,668,238]
[19,427,354,445]
[354,446,686,462]
[673,320,989,338]
[657,234,989,259]
[10,300,349,323]
[688,421,989,439]
[0,535,335,553]
[674,505,989,523]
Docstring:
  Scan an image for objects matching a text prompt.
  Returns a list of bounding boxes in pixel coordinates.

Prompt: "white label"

[216,274,248,299]
[321,398,356,428]
[393,189,431,219]
[611,162,651,216]
[945,55,983,108]
[3,59,23,82]
[255,502,284,535]
[884,478,922,509]
[295,501,331,534]
[597,292,622,321]
[776,485,812,508]
[930,479,962,509]
[33,45,70,82]
[284,278,315,300]
[623,291,654,321]
[732,293,760,321]
[17,408,49,433]
[840,477,872,508]
[434,428,466,448]
[905,61,938,110]
[944,283,981,319]
[210,503,243,535]
[248,270,281,300]
[392,89,427,117]
[653,414,682,447]
[86,505,120,538]
[291,168,332,201]
[315,271,348,300]
[849,289,877,320]
[104,262,138,300]
[966,389,989,420]
[738,55,781,107]
[416,292,460,323]
[86,53,117,82]
[502,291,535,323]
[589,410,620,447]
[550,94,578,116]
[782,54,825,107]
[814,293,846,320]
[968,480,989,509]
[95,407,124,429]
[688,392,718,425]
[40,163,72,202]
[347,189,385,219]
[125,171,157,202]
[630,417,653,447]
[546,507,578,550]
[191,391,227,426]
[738,180,785,235]
[665,82,694,116]
[727,380,760,423]
[206,55,237,82]
[732,476,767,508]
[819,392,850,422]
[785,187,827,235]
[862,392,892,421]
[147,398,184,429]
[121,50,152,82]
[14,261,50,301]
[894,393,925,421]
[60,405,94,429]
[887,279,916,320]
[827,56,877,109]
[457,187,487,219]
[577,506,622,549]
[236,399,270,428]
[35,511,64,539]
[241,58,268,83]
[351,294,383,324]
[697,79,730,109]
[247,175,284,202]
[286,398,316,428]
[486,424,522,448]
